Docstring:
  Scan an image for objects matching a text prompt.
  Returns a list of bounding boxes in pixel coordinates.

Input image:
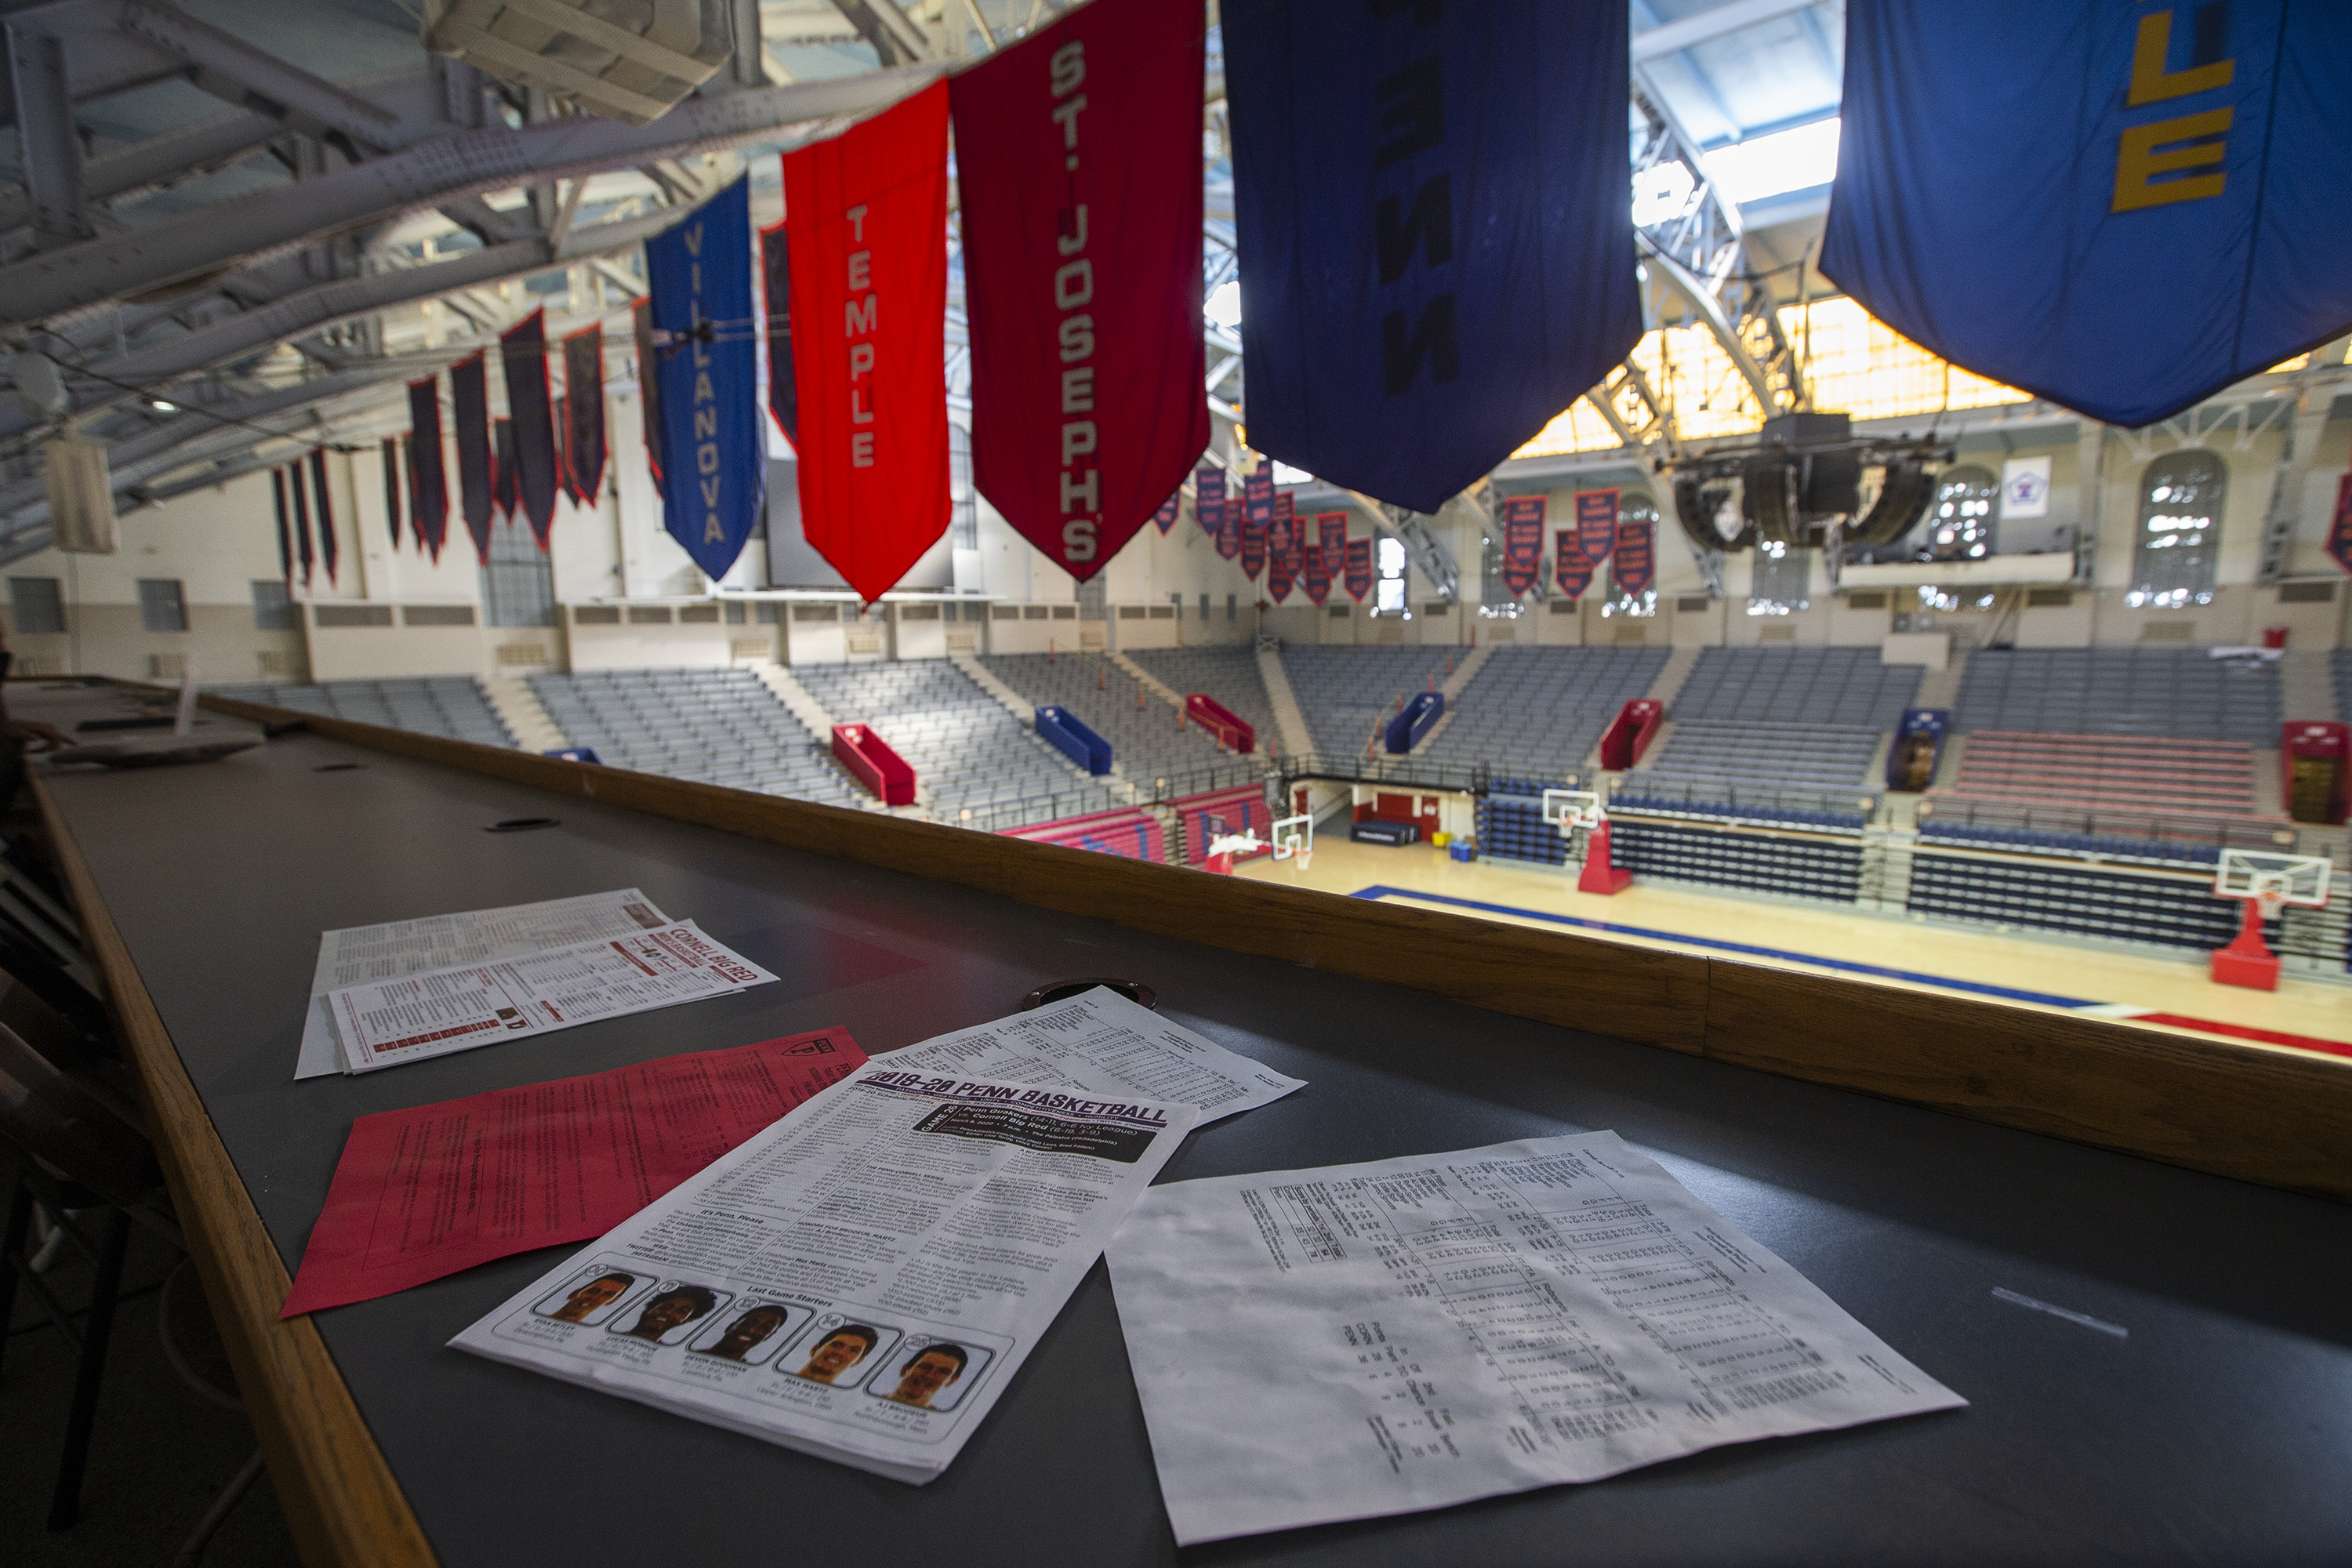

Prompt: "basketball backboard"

[1541,789,1605,833]
[2213,849,2332,908]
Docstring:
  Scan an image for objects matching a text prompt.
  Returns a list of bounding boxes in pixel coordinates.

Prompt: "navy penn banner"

[647,175,766,581]
[758,219,797,443]
[272,469,292,587]
[1318,511,1348,568]
[1195,466,1225,535]
[1224,0,1638,513]
[1241,514,1266,580]
[290,458,314,587]
[1574,488,1617,564]
[493,419,519,522]
[1613,510,1655,600]
[1555,530,1592,601]
[1269,488,1295,557]
[450,350,494,562]
[500,310,561,549]
[632,297,666,483]
[1823,3,2352,427]
[1304,543,1332,604]
[1153,492,1180,535]
[379,438,401,550]
[1216,499,1242,561]
[562,325,608,504]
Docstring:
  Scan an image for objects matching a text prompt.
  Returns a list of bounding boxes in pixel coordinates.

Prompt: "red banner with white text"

[782,83,951,602]
[952,0,1208,582]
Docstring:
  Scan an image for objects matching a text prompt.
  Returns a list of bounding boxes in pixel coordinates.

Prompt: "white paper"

[877,986,1304,1127]
[328,922,775,1075]
[1108,1131,1965,1544]
[294,889,672,1079]
[451,1062,1196,1483]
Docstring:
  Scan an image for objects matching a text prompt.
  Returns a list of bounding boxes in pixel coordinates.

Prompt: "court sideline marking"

[1349,884,2352,1062]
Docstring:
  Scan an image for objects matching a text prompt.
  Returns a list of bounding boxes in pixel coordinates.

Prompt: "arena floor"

[1233,837,2352,1062]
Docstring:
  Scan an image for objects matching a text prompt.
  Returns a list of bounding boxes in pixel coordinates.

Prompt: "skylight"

[1704,117,1841,206]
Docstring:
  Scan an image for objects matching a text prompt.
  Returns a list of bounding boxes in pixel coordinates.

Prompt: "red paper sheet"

[283,1029,866,1316]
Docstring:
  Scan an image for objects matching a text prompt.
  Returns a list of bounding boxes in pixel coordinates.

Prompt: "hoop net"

[2213,849,2332,910]
[1541,789,1605,835]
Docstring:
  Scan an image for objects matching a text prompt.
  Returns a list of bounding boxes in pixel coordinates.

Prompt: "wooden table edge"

[36,774,440,1568]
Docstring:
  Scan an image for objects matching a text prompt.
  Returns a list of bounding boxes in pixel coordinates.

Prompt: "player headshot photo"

[791,1323,880,1385]
[695,1303,793,1363]
[539,1269,638,1325]
[882,1342,968,1410]
[615,1284,719,1344]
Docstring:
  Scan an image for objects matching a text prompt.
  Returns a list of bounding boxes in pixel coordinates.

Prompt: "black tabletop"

[42,717,2352,1568]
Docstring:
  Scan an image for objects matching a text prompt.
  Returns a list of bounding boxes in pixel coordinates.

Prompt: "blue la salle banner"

[646,175,765,579]
[1223,0,1638,514]
[1822,2,2352,429]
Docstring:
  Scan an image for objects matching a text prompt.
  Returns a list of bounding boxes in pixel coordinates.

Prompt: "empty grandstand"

[1278,646,1455,760]
[527,670,862,805]
[1670,646,1922,728]
[1954,648,2282,742]
[793,660,1123,825]
[209,677,514,746]
[1125,648,1280,747]
[981,653,1236,787]
[1416,645,1668,780]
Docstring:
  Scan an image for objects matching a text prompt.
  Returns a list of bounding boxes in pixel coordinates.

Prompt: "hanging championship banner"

[1241,517,1267,580]
[1318,511,1348,568]
[1613,510,1656,600]
[632,297,666,482]
[272,468,292,588]
[309,448,338,586]
[1242,467,1272,575]
[783,88,949,601]
[1303,544,1332,604]
[1268,538,1297,602]
[1196,466,1225,535]
[1575,488,1618,564]
[563,325,608,505]
[1823,5,2352,427]
[493,420,518,521]
[501,309,561,550]
[379,438,401,550]
[953,0,1210,581]
[1269,489,1295,557]
[1215,499,1242,561]
[1345,537,1374,601]
[404,387,448,562]
[1153,492,1181,535]
[290,457,315,587]
[450,350,495,563]
[1224,0,1639,513]
[758,219,797,443]
[1555,530,1592,601]
[2328,474,2352,576]
[554,394,575,505]
[648,174,768,582]
[1502,493,1544,598]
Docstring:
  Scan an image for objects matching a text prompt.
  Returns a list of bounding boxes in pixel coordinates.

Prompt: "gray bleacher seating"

[1274,646,1454,760]
[1671,646,1922,729]
[2333,650,2351,722]
[1124,647,1280,746]
[1954,648,2281,742]
[793,660,1122,822]
[527,668,862,807]
[1621,719,1883,815]
[1415,645,1668,780]
[209,677,516,747]
[980,653,1232,786]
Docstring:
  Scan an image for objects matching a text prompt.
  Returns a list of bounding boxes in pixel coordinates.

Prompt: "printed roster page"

[1108,1131,1965,1544]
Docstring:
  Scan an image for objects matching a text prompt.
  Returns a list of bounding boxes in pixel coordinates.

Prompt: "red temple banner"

[952,0,1208,581]
[782,83,952,601]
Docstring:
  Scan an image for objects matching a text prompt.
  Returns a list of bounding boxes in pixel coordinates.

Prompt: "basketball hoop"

[1541,789,1605,833]
[1270,812,1313,869]
[1540,789,1630,895]
[2209,849,2332,991]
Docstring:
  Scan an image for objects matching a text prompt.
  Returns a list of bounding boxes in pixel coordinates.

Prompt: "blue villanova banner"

[1222,0,1638,514]
[646,175,766,579]
[1822,3,2352,429]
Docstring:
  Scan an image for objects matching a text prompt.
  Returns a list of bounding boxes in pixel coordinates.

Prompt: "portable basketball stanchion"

[2209,849,2332,991]
[1544,789,1628,895]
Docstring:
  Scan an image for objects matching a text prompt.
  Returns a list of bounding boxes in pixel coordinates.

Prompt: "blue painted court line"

[1349,885,2096,1010]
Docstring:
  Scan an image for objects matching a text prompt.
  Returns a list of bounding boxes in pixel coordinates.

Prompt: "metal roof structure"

[0,0,1862,566]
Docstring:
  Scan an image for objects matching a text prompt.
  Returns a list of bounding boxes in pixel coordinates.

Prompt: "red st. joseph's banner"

[952,0,1208,582]
[782,83,951,602]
